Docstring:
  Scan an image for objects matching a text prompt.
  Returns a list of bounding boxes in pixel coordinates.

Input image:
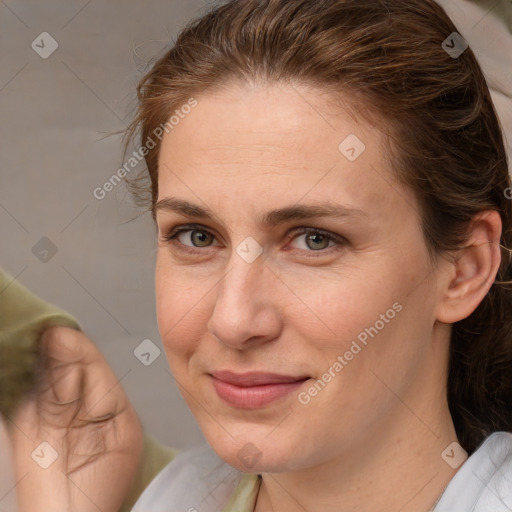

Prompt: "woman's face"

[154,82,446,473]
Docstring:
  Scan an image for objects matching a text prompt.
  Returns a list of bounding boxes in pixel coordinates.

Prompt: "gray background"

[1,0,511,450]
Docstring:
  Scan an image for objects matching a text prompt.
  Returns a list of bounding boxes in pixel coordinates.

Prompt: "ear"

[436,210,502,324]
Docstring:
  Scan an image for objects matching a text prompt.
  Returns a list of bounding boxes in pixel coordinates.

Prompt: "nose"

[207,252,282,350]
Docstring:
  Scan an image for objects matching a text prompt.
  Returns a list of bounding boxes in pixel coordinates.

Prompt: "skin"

[154,81,502,512]
[10,326,143,512]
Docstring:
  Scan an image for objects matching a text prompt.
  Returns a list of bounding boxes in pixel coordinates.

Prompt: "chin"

[201,423,300,473]
[213,442,290,473]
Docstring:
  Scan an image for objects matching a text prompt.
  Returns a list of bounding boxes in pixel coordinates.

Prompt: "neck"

[254,348,461,512]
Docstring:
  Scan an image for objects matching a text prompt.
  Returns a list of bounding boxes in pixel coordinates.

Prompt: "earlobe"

[436,210,502,324]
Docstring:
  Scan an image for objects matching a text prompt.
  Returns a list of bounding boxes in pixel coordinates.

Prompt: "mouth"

[209,370,310,409]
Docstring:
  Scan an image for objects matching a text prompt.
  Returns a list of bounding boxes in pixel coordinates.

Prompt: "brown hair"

[123,0,512,454]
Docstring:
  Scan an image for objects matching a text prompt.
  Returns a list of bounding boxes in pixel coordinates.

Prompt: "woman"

[123,0,512,509]
[3,0,512,510]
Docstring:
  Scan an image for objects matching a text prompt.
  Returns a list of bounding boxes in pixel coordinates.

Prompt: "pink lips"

[210,370,309,409]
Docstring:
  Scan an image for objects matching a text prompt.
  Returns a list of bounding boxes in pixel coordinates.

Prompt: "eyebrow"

[153,197,367,228]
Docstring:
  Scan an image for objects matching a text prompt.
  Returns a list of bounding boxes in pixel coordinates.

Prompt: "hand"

[8,326,143,512]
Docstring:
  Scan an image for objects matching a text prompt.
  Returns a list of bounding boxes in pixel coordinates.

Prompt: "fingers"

[8,327,145,512]
[38,326,100,367]
[33,327,86,428]
[37,327,121,422]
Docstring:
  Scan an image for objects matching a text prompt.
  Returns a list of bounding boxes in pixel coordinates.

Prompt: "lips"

[210,370,310,409]
[212,370,309,386]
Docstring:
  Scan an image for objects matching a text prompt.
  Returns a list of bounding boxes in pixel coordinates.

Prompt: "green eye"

[161,223,346,257]
[187,229,215,247]
[162,226,218,251]
[286,226,346,255]
[293,232,333,251]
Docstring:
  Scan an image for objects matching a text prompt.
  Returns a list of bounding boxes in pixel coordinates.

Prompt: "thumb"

[34,326,90,425]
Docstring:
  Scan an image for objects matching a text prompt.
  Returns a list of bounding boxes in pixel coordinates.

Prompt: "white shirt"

[435,432,512,510]
[131,432,512,512]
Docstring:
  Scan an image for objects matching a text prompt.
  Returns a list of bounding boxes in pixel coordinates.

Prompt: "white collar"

[131,432,512,512]
[130,444,246,511]
[434,431,512,511]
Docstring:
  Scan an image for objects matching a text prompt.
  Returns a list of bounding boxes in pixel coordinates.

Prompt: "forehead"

[156,82,411,222]
[159,82,381,161]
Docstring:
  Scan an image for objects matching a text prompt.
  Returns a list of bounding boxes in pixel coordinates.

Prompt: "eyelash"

[160,223,347,258]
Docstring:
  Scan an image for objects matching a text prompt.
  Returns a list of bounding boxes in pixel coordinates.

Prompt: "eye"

[177,229,213,247]
[161,224,219,252]
[286,227,346,256]
[160,223,346,257]
[289,229,336,251]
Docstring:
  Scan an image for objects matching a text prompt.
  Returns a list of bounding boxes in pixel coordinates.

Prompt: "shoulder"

[130,443,252,512]
[435,432,512,511]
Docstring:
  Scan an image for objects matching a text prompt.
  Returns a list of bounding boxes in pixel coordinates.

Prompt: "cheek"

[287,252,432,388]
[155,263,211,362]
[281,264,403,351]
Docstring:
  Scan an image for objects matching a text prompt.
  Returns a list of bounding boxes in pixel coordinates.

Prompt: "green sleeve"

[0,269,82,418]
[0,268,177,509]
